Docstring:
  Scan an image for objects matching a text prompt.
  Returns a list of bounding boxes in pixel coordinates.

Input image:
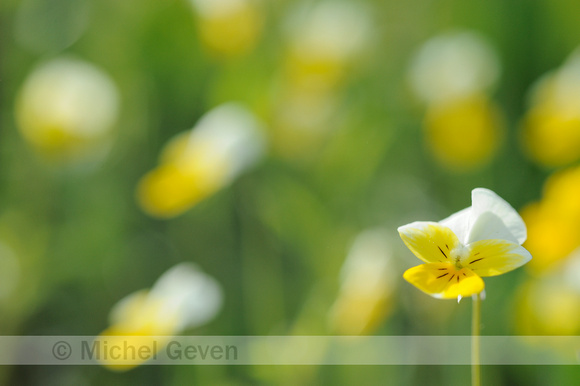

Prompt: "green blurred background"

[1,0,580,384]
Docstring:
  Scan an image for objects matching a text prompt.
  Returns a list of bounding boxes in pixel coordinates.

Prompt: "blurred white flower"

[272,1,372,159]
[190,0,248,18]
[98,263,223,370]
[531,48,580,113]
[16,57,119,164]
[516,250,580,335]
[328,229,396,334]
[107,263,223,335]
[522,47,580,167]
[137,103,266,218]
[409,31,500,104]
[188,0,262,58]
[286,0,371,66]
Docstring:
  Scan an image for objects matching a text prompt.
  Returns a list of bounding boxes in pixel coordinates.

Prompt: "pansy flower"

[97,263,223,370]
[399,188,531,300]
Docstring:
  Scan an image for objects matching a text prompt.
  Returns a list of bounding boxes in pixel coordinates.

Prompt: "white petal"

[339,228,395,293]
[186,103,266,181]
[151,263,223,331]
[408,31,500,103]
[439,206,472,244]
[468,188,527,244]
[467,211,520,244]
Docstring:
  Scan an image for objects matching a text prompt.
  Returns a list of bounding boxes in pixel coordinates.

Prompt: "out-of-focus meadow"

[1,0,580,384]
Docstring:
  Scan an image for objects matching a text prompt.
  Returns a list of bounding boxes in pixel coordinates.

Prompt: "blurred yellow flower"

[521,165,580,272]
[189,0,263,58]
[284,0,371,92]
[521,50,580,167]
[137,103,266,218]
[516,252,580,335]
[272,1,371,159]
[328,229,396,335]
[399,188,531,300]
[522,109,580,167]
[16,57,119,165]
[409,31,504,171]
[424,94,503,170]
[271,87,338,158]
[98,263,223,371]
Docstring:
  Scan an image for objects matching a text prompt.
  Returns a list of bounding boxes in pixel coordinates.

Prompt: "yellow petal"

[398,222,461,264]
[424,95,503,170]
[136,161,227,218]
[95,330,171,371]
[328,290,391,335]
[97,300,179,371]
[403,263,484,299]
[521,203,577,272]
[465,239,532,277]
[522,106,580,167]
[197,1,262,58]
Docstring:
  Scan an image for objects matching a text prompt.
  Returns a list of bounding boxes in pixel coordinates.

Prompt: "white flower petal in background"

[524,47,580,116]
[188,0,263,58]
[516,250,580,335]
[285,0,372,65]
[183,103,266,183]
[529,48,580,114]
[189,0,248,18]
[106,263,223,335]
[149,263,223,331]
[137,103,266,218]
[562,249,580,293]
[329,229,396,334]
[409,31,500,104]
[339,229,396,293]
[521,48,580,167]
[16,57,120,164]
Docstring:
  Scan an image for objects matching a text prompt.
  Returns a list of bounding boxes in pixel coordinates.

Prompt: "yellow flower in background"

[328,229,396,335]
[516,251,580,335]
[542,165,580,217]
[424,94,503,170]
[284,0,371,92]
[521,165,580,272]
[16,57,119,165]
[272,0,371,159]
[409,31,504,171]
[271,87,339,158]
[521,49,580,167]
[399,188,531,300]
[188,0,263,59]
[97,263,223,371]
[137,103,266,218]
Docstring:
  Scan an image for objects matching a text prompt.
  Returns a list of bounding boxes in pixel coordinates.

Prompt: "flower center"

[450,244,469,269]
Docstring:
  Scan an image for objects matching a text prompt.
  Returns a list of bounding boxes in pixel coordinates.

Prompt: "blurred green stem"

[472,293,481,386]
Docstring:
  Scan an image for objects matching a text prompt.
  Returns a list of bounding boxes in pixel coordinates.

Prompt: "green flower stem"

[471,292,481,386]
